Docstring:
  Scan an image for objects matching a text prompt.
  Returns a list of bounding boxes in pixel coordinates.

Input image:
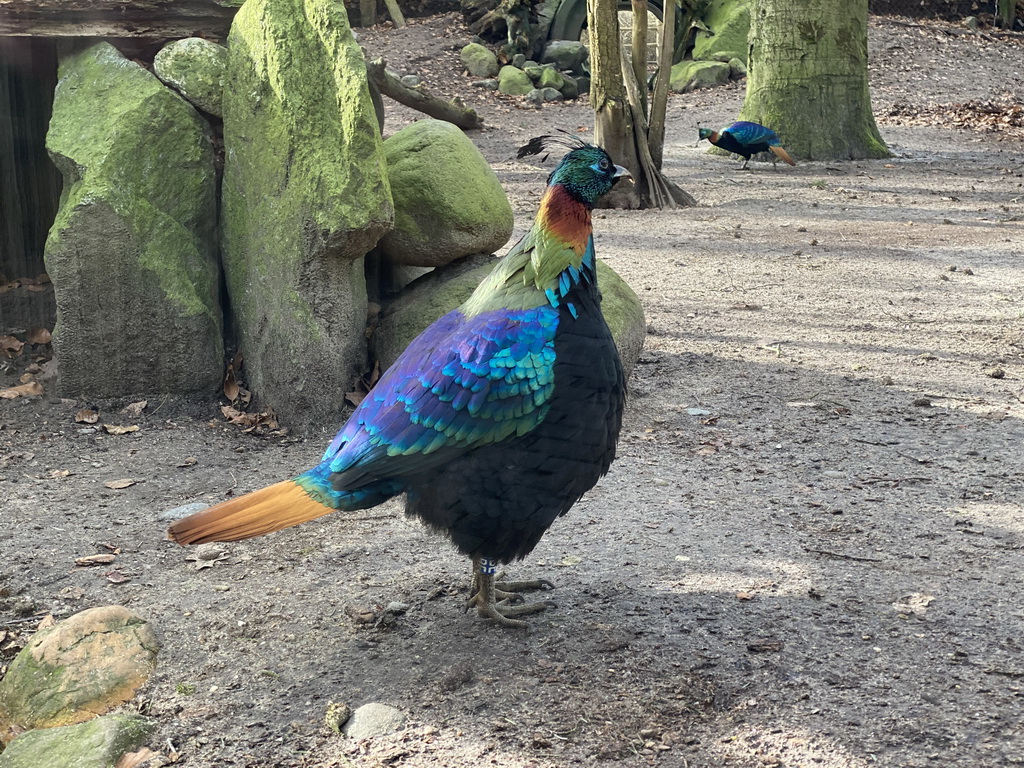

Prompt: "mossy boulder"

[693,0,751,64]
[669,59,731,92]
[0,606,158,743]
[379,120,513,268]
[540,40,588,73]
[154,37,228,117]
[537,66,565,91]
[497,65,534,95]
[460,42,499,78]
[375,256,645,377]
[221,0,393,432]
[44,42,223,400]
[0,715,153,768]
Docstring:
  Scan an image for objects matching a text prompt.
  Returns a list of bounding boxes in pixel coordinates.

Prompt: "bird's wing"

[323,303,558,489]
[725,121,779,145]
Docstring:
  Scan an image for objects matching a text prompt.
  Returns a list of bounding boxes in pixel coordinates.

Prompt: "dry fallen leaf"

[178,456,198,467]
[26,327,51,344]
[105,570,131,584]
[75,554,117,567]
[75,408,100,424]
[736,591,754,601]
[104,478,136,490]
[0,336,24,358]
[120,400,148,417]
[116,748,160,768]
[103,424,140,435]
[0,381,43,399]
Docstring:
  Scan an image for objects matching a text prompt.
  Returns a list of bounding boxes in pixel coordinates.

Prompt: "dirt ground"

[3,13,1024,768]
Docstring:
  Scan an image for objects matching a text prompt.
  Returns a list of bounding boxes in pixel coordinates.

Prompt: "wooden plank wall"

[0,38,61,332]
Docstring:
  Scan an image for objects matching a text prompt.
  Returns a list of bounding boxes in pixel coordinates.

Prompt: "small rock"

[158,501,209,521]
[497,65,534,96]
[153,37,228,117]
[438,662,475,692]
[912,397,932,407]
[471,79,499,90]
[984,367,1005,379]
[525,88,545,105]
[540,87,564,103]
[511,53,527,68]
[400,74,422,87]
[342,703,407,739]
[460,42,499,78]
[540,40,588,73]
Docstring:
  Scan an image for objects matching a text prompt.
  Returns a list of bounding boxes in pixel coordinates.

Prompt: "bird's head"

[518,135,629,208]
[697,127,714,142]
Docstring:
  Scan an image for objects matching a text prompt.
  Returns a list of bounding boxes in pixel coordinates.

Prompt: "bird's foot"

[467,557,556,629]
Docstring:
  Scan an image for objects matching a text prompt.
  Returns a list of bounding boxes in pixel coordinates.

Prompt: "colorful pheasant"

[167,137,629,628]
[698,121,796,170]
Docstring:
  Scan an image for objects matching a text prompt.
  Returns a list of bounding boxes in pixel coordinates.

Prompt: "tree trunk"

[740,0,889,160]
[996,0,1017,28]
[588,0,640,207]
[630,0,648,117]
[647,0,675,167]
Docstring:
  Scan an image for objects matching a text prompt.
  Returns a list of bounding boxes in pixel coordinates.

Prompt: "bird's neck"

[708,130,721,143]
[533,184,593,256]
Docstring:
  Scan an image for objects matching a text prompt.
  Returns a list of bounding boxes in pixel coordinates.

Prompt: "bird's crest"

[517,131,593,164]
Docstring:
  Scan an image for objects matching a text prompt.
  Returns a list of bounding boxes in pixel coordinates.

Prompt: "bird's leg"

[466,556,555,628]
[739,157,749,171]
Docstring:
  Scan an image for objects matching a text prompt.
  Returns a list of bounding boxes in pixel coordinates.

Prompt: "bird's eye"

[598,158,611,171]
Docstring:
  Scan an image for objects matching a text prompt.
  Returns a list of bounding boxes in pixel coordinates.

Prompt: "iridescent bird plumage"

[699,120,796,169]
[168,138,629,628]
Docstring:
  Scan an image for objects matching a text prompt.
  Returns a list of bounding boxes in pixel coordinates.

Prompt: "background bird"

[698,121,796,170]
[167,138,629,628]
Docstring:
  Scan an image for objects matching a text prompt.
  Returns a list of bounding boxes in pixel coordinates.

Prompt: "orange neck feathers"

[535,185,592,254]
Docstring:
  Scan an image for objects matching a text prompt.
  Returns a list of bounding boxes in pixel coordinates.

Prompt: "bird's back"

[725,120,781,150]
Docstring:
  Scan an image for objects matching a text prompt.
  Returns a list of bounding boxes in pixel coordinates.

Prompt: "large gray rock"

[375,256,645,378]
[669,59,731,92]
[44,42,223,399]
[459,42,499,78]
[221,0,393,432]
[497,64,534,96]
[0,606,158,740]
[0,715,153,768]
[379,120,512,268]
[540,40,588,73]
[154,37,228,117]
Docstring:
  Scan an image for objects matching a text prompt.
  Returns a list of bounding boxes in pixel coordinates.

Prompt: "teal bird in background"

[699,121,797,169]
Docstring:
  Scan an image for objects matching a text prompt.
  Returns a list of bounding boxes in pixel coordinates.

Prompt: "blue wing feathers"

[726,121,781,146]
[318,305,559,501]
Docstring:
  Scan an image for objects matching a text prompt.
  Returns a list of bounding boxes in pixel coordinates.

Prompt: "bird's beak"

[613,164,631,180]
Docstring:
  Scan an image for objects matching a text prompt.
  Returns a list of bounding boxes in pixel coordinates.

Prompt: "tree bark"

[740,0,889,160]
[588,0,639,207]
[0,0,242,38]
[630,0,648,117]
[366,58,483,130]
[647,0,675,168]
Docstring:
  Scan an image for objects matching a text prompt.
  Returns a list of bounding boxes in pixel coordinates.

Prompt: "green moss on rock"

[380,120,513,268]
[220,0,393,432]
[44,42,223,398]
[0,715,154,768]
[693,0,751,64]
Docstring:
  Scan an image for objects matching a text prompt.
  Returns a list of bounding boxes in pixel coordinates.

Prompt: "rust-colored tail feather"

[166,480,333,545]
[770,145,796,166]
